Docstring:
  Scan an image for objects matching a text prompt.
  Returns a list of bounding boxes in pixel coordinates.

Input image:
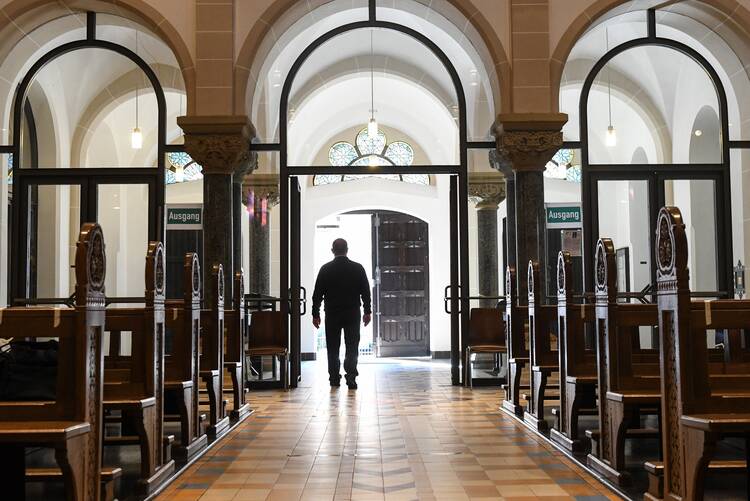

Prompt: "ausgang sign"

[167,205,202,230]
[546,204,582,229]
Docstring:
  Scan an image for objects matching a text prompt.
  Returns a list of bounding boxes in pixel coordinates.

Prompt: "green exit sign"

[167,205,202,230]
[546,205,582,228]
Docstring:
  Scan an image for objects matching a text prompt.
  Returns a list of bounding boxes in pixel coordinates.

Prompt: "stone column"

[179,116,253,305]
[494,114,566,302]
[469,173,506,308]
[242,174,279,295]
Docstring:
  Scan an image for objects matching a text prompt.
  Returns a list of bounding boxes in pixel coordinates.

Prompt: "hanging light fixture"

[131,28,142,149]
[368,29,378,138]
[605,27,617,148]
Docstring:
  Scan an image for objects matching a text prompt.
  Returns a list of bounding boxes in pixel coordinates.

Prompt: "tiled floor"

[156,357,622,501]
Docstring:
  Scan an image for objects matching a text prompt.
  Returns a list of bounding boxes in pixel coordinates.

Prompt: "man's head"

[332,238,348,256]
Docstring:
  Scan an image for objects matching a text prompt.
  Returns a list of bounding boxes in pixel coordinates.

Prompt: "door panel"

[374,212,430,357]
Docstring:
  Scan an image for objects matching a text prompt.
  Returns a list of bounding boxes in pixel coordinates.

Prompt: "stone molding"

[469,172,506,209]
[493,113,567,172]
[178,115,255,176]
[243,174,280,207]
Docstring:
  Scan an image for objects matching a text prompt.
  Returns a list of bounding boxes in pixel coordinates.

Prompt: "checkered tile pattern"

[156,358,621,500]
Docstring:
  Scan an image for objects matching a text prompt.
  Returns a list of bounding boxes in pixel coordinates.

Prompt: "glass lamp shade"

[605,125,617,147]
[131,127,143,149]
[368,118,378,137]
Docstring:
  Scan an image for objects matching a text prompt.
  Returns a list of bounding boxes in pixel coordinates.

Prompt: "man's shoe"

[330,380,341,387]
[346,380,357,390]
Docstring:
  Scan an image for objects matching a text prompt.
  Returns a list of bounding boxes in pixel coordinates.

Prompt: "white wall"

[297,176,452,354]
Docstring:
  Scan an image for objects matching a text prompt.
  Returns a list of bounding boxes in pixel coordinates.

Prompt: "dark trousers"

[325,309,360,383]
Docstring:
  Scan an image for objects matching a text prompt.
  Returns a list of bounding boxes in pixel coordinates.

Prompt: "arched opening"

[243,0,503,387]
[0,11,189,304]
[556,5,746,295]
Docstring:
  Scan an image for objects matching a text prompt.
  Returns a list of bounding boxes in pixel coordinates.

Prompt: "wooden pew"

[224,270,251,421]
[550,251,597,453]
[646,206,750,501]
[501,266,529,416]
[102,241,175,495]
[164,253,208,462]
[587,238,662,486]
[200,264,230,439]
[0,223,110,501]
[524,260,560,431]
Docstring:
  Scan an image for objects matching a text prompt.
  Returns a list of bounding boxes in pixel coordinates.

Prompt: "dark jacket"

[312,256,372,317]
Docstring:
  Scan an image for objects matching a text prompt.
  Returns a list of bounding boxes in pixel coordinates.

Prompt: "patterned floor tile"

[155,358,621,501]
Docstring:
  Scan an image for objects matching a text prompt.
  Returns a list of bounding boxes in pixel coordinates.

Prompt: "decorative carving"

[557,252,566,295]
[496,130,563,172]
[469,173,506,208]
[488,148,513,176]
[658,215,673,273]
[179,117,255,176]
[217,265,225,302]
[243,174,280,208]
[192,255,201,295]
[663,314,682,495]
[89,229,106,292]
[596,243,606,290]
[527,262,534,296]
[155,243,165,295]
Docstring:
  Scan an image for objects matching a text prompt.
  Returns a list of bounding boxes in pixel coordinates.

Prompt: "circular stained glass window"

[316,129,426,186]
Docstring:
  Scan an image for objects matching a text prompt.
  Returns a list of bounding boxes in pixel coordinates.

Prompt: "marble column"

[179,116,254,305]
[469,173,506,308]
[243,175,279,295]
[494,114,566,302]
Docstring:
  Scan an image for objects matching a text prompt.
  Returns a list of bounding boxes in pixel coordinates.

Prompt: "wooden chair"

[200,264,230,439]
[501,266,529,416]
[465,308,506,388]
[164,253,207,462]
[0,223,114,501]
[224,269,251,421]
[587,238,661,486]
[645,206,750,501]
[550,251,597,453]
[247,311,289,390]
[524,260,559,431]
[102,241,175,495]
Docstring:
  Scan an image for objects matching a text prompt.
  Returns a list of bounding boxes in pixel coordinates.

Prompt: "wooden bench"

[550,251,597,453]
[164,253,208,462]
[0,223,113,501]
[102,241,175,495]
[224,270,251,421]
[524,260,560,432]
[465,307,506,388]
[587,238,662,486]
[645,206,750,501]
[501,265,529,417]
[200,264,230,439]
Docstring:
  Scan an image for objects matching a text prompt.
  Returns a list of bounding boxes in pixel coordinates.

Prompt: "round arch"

[550,0,750,108]
[234,0,510,117]
[0,0,196,113]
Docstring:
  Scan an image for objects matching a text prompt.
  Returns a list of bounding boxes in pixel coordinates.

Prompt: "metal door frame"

[248,0,496,385]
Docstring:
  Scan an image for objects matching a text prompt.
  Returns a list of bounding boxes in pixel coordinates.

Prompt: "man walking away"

[312,238,372,389]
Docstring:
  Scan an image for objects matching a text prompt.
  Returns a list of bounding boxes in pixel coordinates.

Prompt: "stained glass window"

[315,129,426,186]
[7,154,12,186]
[544,149,581,183]
[166,151,203,184]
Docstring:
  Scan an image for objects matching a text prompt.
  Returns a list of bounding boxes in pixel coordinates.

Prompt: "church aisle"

[156,359,620,501]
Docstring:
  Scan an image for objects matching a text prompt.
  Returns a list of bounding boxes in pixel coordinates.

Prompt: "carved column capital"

[243,174,280,208]
[178,115,256,176]
[492,113,567,172]
[469,172,506,209]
